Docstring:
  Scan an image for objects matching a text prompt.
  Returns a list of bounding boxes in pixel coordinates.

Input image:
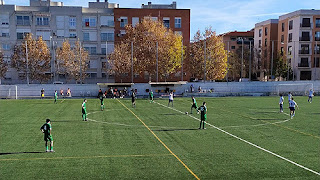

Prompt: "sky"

[4,0,320,39]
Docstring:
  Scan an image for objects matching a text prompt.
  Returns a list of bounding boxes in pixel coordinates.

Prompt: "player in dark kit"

[40,119,54,152]
[131,91,136,108]
[190,96,199,114]
[97,89,105,111]
[198,102,207,129]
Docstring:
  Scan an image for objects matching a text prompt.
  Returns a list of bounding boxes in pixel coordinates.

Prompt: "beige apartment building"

[277,9,320,80]
[0,0,190,84]
[255,9,320,81]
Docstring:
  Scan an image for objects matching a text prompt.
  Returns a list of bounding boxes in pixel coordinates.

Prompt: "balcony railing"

[300,36,310,41]
[300,23,312,28]
[315,37,320,41]
[314,50,320,54]
[299,50,309,54]
[298,63,309,67]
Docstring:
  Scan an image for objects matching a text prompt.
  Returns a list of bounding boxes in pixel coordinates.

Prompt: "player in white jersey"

[288,98,298,119]
[168,92,174,107]
[288,92,292,103]
[308,89,313,103]
[279,95,284,113]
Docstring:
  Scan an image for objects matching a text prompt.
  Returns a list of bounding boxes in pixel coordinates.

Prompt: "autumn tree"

[186,28,228,81]
[0,51,7,84]
[56,40,89,82]
[273,51,289,79]
[108,17,183,81]
[11,33,51,83]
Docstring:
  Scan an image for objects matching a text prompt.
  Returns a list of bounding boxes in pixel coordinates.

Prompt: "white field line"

[155,101,320,176]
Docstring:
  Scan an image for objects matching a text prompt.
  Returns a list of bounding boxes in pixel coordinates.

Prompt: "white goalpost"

[276,83,313,96]
[0,85,18,99]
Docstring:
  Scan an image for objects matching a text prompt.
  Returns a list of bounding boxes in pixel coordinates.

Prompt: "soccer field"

[0,96,319,179]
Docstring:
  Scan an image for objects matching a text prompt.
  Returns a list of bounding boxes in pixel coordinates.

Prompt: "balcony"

[300,23,312,28]
[315,37,320,41]
[299,50,309,54]
[299,36,310,41]
[298,63,309,68]
[315,50,320,54]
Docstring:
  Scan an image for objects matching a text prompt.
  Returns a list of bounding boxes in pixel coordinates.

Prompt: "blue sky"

[4,0,320,38]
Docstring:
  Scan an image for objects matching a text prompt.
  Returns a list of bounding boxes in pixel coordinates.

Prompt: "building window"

[16,16,30,25]
[2,44,10,50]
[301,18,311,27]
[1,32,9,37]
[288,46,292,55]
[101,33,114,41]
[36,17,49,26]
[231,46,235,49]
[315,57,320,67]
[315,31,320,41]
[316,18,320,28]
[280,47,284,56]
[101,48,106,55]
[300,44,309,54]
[174,17,181,28]
[289,20,293,30]
[314,45,320,55]
[83,32,89,41]
[163,17,170,28]
[281,23,284,32]
[264,27,268,36]
[288,33,292,42]
[264,38,267,46]
[69,33,77,38]
[281,35,284,43]
[301,31,310,41]
[119,17,128,28]
[299,58,309,67]
[17,32,29,40]
[175,31,182,36]
[84,47,97,55]
[83,17,96,27]
[259,29,262,37]
[69,17,76,28]
[258,40,261,48]
[132,17,139,27]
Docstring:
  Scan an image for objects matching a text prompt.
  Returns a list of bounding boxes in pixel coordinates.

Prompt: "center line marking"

[155,101,320,176]
[117,99,200,180]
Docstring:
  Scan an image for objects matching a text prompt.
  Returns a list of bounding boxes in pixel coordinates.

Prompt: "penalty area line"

[155,101,320,176]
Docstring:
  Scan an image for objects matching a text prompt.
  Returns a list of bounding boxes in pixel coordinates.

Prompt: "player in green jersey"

[97,89,105,111]
[198,102,207,129]
[54,90,58,104]
[40,119,54,152]
[149,90,154,103]
[190,96,199,114]
[82,99,87,121]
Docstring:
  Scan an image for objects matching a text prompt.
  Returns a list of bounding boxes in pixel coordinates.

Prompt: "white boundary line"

[155,101,320,176]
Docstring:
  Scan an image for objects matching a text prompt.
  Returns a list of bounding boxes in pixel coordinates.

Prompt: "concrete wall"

[1,81,320,98]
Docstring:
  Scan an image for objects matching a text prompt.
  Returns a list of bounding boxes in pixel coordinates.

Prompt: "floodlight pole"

[131,41,133,83]
[156,41,158,82]
[79,41,82,84]
[25,41,29,85]
[204,40,206,82]
[241,38,244,80]
[271,40,274,80]
[249,40,252,81]
[181,40,183,81]
[226,41,229,82]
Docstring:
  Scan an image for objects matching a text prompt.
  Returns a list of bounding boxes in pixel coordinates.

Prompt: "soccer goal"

[0,85,18,99]
[276,83,313,96]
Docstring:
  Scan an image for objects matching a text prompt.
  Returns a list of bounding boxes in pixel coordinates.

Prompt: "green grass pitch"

[0,96,319,179]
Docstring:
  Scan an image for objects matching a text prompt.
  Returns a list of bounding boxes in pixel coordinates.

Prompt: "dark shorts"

[169,99,173,102]
[132,98,135,103]
[309,96,312,98]
[192,104,198,109]
[44,135,53,142]
[100,99,104,105]
[289,107,295,111]
[82,109,86,114]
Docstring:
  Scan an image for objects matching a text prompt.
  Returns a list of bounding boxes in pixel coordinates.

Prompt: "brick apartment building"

[0,0,190,84]
[220,30,254,81]
[254,19,278,81]
[113,2,190,83]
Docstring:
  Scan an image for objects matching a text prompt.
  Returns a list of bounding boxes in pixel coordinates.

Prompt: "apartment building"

[0,0,190,84]
[277,9,320,80]
[113,2,190,82]
[254,19,278,81]
[220,30,254,81]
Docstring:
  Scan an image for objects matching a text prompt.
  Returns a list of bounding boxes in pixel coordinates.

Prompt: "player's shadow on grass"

[0,152,44,156]
[152,128,199,132]
[160,113,184,116]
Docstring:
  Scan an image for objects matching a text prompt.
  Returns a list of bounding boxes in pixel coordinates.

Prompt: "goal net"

[0,85,18,99]
[276,83,313,96]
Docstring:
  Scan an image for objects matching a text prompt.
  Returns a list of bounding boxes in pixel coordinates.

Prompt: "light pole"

[25,41,29,85]
[241,38,244,80]
[204,40,206,82]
